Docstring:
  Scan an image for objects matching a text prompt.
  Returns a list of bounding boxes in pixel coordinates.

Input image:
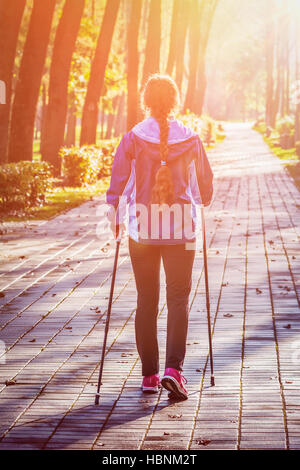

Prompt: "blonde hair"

[142,74,180,205]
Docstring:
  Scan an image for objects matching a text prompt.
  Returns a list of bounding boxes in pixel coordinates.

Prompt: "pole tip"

[95,396,100,405]
[211,376,215,386]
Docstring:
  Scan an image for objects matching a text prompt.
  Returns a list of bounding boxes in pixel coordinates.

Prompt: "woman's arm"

[191,136,213,206]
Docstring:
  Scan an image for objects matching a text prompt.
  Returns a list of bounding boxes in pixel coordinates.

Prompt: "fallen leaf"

[0,292,5,298]
[164,432,170,435]
[168,414,182,419]
[29,338,36,343]
[256,288,262,294]
[196,439,211,446]
[224,313,233,318]
[5,379,17,386]
[283,324,291,329]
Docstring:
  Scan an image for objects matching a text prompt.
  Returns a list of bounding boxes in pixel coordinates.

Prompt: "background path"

[0,123,299,450]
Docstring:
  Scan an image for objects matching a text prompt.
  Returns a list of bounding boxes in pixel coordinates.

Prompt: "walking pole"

[95,232,121,405]
[201,204,215,386]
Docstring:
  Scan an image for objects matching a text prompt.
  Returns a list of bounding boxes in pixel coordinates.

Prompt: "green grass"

[4,125,226,225]
[262,134,300,192]
[1,177,110,223]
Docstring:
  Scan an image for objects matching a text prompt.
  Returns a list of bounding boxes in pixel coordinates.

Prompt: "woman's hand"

[106,205,126,240]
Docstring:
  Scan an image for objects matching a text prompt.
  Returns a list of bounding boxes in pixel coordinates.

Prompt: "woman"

[106,74,213,400]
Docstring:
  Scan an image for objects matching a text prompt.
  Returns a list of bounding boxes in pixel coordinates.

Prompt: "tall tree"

[127,0,142,131]
[8,0,56,163]
[80,0,121,146]
[184,0,204,112]
[42,0,85,174]
[141,0,161,86]
[166,0,180,76]
[174,0,190,93]
[193,0,219,115]
[0,0,26,163]
[295,9,300,142]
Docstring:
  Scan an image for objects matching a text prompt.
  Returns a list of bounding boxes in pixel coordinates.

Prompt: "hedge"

[60,139,119,187]
[0,161,53,213]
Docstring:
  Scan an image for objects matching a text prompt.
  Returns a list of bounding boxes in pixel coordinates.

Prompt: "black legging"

[129,237,195,376]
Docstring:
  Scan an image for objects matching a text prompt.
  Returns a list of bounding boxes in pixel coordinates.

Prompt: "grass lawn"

[1,128,226,225]
[1,177,110,223]
[262,134,300,192]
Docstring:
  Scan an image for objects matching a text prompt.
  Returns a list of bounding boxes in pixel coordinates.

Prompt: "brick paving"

[0,123,299,450]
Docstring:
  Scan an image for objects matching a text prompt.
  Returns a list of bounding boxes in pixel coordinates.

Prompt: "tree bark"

[42,0,84,174]
[265,0,275,127]
[166,0,180,76]
[141,0,161,86]
[193,0,218,115]
[8,0,56,163]
[295,11,300,142]
[65,104,77,147]
[114,93,125,136]
[80,0,121,146]
[174,0,190,93]
[183,0,204,112]
[0,0,26,163]
[39,82,47,154]
[127,0,142,131]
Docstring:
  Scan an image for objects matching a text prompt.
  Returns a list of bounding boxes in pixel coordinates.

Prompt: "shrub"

[0,161,53,213]
[178,113,219,144]
[276,115,295,135]
[60,139,119,187]
[253,120,267,135]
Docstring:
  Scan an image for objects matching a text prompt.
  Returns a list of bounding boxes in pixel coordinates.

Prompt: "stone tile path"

[0,123,299,450]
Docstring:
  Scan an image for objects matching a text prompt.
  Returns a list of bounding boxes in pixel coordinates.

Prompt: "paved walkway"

[0,123,299,450]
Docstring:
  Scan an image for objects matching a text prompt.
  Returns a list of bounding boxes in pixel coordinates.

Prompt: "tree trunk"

[65,105,77,147]
[174,0,190,93]
[194,57,206,115]
[127,0,142,131]
[80,0,121,146]
[193,0,218,115]
[295,11,300,142]
[0,0,26,163]
[272,25,282,126]
[8,0,56,163]
[141,0,161,86]
[166,0,180,76]
[105,95,118,139]
[39,82,47,154]
[114,93,125,136]
[183,0,204,112]
[265,0,275,127]
[42,0,84,174]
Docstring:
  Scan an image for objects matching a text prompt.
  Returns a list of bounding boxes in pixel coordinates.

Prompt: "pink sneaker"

[161,368,188,400]
[141,374,161,393]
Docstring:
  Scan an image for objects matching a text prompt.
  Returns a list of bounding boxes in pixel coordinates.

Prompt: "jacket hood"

[132,117,197,145]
